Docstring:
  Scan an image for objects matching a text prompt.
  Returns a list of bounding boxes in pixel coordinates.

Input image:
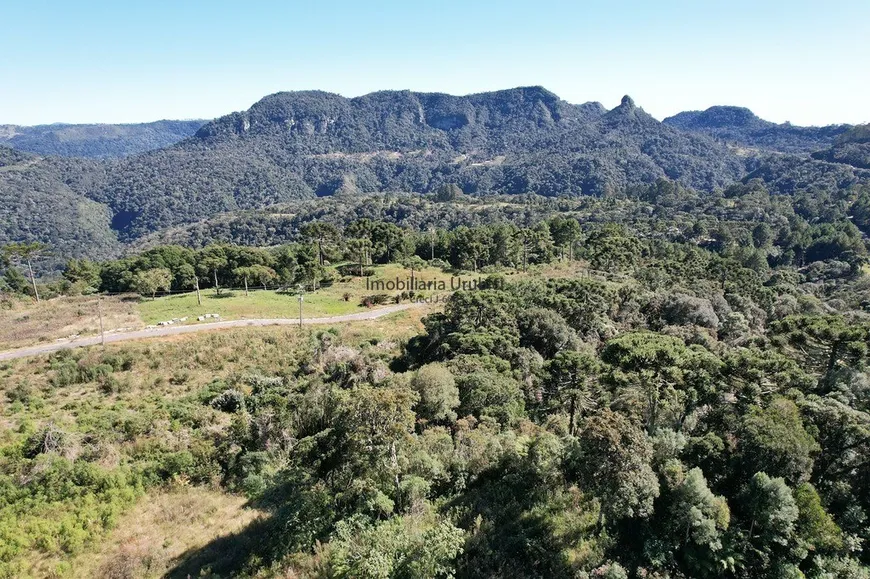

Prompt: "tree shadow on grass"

[207,291,238,300]
[166,513,278,579]
[166,472,332,578]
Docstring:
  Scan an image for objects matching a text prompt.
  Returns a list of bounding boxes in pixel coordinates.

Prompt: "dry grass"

[0,311,426,434]
[339,307,432,346]
[0,294,142,350]
[61,486,265,579]
[529,258,593,278]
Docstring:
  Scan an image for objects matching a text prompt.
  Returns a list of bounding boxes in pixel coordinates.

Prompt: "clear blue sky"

[3,0,868,126]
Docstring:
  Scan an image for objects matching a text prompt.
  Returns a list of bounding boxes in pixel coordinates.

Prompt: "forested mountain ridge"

[0,119,206,158]
[61,88,750,240]
[1,87,867,265]
[663,105,852,153]
[190,88,729,166]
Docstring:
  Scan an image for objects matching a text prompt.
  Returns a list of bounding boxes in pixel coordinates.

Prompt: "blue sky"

[2,0,868,126]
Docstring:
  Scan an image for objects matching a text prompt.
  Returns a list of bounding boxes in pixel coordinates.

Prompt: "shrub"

[49,359,82,387]
[100,352,135,372]
[83,363,114,382]
[49,356,115,387]
[337,264,375,277]
[241,373,284,392]
[97,374,127,394]
[24,423,69,458]
[360,294,392,307]
[169,371,190,385]
[211,389,245,413]
[158,451,196,480]
[196,380,229,404]
[6,381,34,405]
[241,474,267,498]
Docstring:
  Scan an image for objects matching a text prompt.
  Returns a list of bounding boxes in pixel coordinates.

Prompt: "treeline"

[55,218,578,297]
[4,178,870,304]
[132,173,870,272]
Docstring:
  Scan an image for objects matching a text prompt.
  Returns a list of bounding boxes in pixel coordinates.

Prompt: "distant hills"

[0,87,867,267]
[663,106,850,153]
[1,99,853,160]
[0,119,205,158]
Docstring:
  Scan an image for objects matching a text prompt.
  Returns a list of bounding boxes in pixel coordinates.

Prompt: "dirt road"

[0,304,418,361]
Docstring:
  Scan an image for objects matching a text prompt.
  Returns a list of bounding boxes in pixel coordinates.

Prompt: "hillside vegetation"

[3,176,870,576]
[812,124,870,170]
[0,87,765,259]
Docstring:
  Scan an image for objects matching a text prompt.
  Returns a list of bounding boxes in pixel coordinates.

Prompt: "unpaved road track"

[0,304,418,361]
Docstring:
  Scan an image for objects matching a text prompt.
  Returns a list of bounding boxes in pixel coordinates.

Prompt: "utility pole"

[298,293,304,328]
[97,296,106,348]
[195,278,202,306]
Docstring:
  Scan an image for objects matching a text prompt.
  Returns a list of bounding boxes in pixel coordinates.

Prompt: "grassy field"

[0,263,458,349]
[137,262,475,325]
[137,287,360,324]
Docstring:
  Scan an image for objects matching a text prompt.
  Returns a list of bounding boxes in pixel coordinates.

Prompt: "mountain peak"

[662,106,852,153]
[664,106,770,131]
[603,94,656,125]
[576,101,607,120]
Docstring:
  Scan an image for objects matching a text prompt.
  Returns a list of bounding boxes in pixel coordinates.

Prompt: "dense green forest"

[4,86,866,266]
[3,173,870,577]
[812,125,870,170]
[5,174,870,300]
